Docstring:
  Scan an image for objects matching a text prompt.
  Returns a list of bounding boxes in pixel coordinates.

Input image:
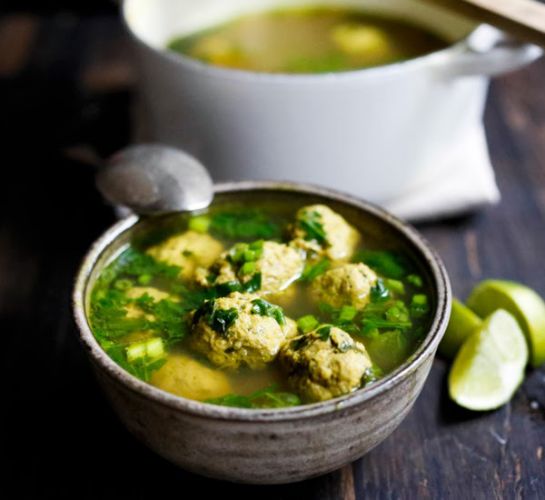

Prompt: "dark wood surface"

[1,9,544,500]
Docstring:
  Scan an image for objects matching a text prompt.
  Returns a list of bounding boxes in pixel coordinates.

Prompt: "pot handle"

[442,25,543,78]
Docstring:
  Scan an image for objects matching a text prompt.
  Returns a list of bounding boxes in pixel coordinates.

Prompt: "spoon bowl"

[96,144,214,215]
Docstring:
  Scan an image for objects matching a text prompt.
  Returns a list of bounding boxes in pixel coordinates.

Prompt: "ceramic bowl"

[73,181,451,484]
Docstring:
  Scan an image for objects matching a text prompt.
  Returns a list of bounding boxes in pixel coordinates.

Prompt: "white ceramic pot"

[123,0,541,204]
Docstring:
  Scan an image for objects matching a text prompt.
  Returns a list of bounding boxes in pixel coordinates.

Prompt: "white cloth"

[384,124,500,222]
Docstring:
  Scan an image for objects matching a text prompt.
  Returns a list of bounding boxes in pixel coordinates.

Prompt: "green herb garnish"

[193,300,239,335]
[371,279,390,302]
[206,385,301,409]
[338,305,357,322]
[243,272,262,292]
[354,250,408,279]
[188,215,211,233]
[385,279,405,295]
[317,325,332,340]
[251,298,285,325]
[209,210,281,240]
[411,294,430,317]
[407,274,423,288]
[298,210,327,244]
[300,258,330,281]
[297,315,320,333]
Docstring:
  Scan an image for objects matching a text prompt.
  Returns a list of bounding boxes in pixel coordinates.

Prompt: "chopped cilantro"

[250,298,285,325]
[300,258,330,281]
[206,385,301,409]
[354,250,408,279]
[371,279,390,302]
[298,210,327,244]
[209,210,281,240]
[193,300,239,335]
[317,325,332,340]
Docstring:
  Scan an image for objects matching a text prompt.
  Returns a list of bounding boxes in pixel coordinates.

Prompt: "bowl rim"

[121,0,477,84]
[73,181,451,422]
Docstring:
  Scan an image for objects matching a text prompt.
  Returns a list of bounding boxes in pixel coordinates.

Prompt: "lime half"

[467,280,545,367]
[448,309,528,411]
[439,298,483,359]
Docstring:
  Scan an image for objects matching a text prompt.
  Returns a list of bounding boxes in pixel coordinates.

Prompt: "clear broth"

[168,6,448,74]
[89,197,434,407]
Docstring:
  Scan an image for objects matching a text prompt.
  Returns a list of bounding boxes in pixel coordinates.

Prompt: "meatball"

[188,292,292,370]
[147,230,224,279]
[196,240,304,296]
[291,205,360,261]
[279,326,372,402]
[151,353,232,401]
[311,263,377,309]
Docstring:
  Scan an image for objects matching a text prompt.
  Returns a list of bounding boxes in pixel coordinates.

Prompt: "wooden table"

[1,9,543,499]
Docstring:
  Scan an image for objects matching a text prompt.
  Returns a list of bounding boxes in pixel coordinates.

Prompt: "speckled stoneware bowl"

[73,182,451,484]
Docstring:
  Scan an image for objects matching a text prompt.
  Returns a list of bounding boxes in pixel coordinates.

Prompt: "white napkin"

[383,124,500,222]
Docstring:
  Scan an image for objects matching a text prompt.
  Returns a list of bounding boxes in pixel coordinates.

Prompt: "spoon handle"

[430,0,545,47]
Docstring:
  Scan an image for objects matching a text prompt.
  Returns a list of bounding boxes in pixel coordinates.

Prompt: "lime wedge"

[448,309,528,411]
[467,280,545,367]
[439,298,483,359]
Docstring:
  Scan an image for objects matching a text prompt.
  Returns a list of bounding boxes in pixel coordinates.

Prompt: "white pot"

[122,0,541,204]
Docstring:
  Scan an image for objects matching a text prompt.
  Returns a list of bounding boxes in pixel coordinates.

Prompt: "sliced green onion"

[338,305,357,322]
[114,279,132,291]
[126,338,165,363]
[411,294,430,317]
[412,294,428,306]
[189,215,211,233]
[240,261,257,276]
[297,315,319,333]
[385,279,405,295]
[407,274,423,288]
[137,274,152,285]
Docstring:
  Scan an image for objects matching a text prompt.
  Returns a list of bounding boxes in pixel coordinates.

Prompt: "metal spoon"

[96,144,214,215]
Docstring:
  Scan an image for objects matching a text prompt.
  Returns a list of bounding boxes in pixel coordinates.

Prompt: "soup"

[89,198,433,408]
[167,6,448,74]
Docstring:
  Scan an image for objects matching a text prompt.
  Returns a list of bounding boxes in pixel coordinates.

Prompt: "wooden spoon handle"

[429,0,545,46]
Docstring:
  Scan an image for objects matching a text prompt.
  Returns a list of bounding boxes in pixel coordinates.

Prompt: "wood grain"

[429,0,545,46]
[0,14,38,76]
[0,12,543,500]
